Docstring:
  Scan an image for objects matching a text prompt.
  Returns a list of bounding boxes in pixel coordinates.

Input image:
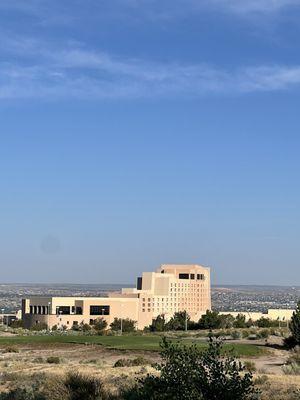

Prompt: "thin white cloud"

[0,0,299,20]
[1,40,300,100]
[209,0,300,13]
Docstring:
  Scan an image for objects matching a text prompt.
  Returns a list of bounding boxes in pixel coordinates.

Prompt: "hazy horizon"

[1,1,300,285]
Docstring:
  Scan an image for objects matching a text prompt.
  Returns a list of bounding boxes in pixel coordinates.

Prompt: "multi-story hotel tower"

[22,264,211,330]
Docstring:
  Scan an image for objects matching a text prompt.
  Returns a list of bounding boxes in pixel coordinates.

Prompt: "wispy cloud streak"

[0,0,299,21]
[1,38,300,100]
[209,0,300,13]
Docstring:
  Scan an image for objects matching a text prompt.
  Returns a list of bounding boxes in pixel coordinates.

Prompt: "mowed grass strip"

[0,334,265,356]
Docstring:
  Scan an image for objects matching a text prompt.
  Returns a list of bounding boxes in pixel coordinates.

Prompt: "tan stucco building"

[22,264,211,330]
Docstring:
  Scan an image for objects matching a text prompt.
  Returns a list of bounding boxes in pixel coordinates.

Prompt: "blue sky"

[1,0,300,285]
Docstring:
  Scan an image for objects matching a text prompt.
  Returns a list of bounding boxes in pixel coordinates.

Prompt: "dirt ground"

[0,340,299,398]
[0,342,159,394]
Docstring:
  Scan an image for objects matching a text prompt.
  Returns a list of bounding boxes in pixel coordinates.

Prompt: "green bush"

[166,311,190,331]
[46,356,60,364]
[233,314,247,329]
[242,330,250,339]
[122,337,258,400]
[198,310,221,330]
[256,317,271,328]
[110,318,136,333]
[231,330,242,340]
[219,314,235,329]
[81,323,92,332]
[93,318,108,334]
[30,323,48,332]
[64,371,106,399]
[149,315,166,332]
[0,372,106,400]
[257,329,269,339]
[114,357,149,368]
[3,346,19,353]
[286,301,300,348]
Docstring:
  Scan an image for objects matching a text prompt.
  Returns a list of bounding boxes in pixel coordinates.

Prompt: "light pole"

[120,304,124,336]
[185,311,188,332]
[48,302,51,331]
[59,310,62,330]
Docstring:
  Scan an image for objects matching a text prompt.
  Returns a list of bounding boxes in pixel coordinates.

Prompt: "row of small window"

[178,273,205,280]
[29,305,110,316]
[34,319,104,327]
[170,283,204,288]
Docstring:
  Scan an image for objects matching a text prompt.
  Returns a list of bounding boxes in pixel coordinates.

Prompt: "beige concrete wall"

[267,309,294,321]
[219,309,294,322]
[219,311,265,321]
[23,296,140,329]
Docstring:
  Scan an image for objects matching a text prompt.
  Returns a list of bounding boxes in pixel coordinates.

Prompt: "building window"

[191,274,195,279]
[56,306,71,315]
[90,305,110,316]
[197,274,205,280]
[137,277,143,290]
[179,273,189,280]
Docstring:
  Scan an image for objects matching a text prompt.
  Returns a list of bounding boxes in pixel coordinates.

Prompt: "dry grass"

[0,341,299,399]
[255,374,300,400]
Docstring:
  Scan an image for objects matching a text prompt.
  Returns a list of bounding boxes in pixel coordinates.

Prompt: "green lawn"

[0,334,266,356]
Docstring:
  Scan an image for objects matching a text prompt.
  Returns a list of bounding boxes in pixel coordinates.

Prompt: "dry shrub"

[3,346,19,353]
[114,357,149,368]
[41,377,70,400]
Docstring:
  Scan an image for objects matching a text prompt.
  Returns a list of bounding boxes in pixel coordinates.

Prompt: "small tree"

[94,318,107,334]
[233,314,247,329]
[289,301,300,347]
[198,310,221,330]
[166,311,189,331]
[257,317,271,328]
[149,315,166,332]
[110,318,136,333]
[219,314,235,329]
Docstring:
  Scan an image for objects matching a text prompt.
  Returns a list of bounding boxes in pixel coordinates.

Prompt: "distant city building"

[22,264,211,330]
[0,310,21,326]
